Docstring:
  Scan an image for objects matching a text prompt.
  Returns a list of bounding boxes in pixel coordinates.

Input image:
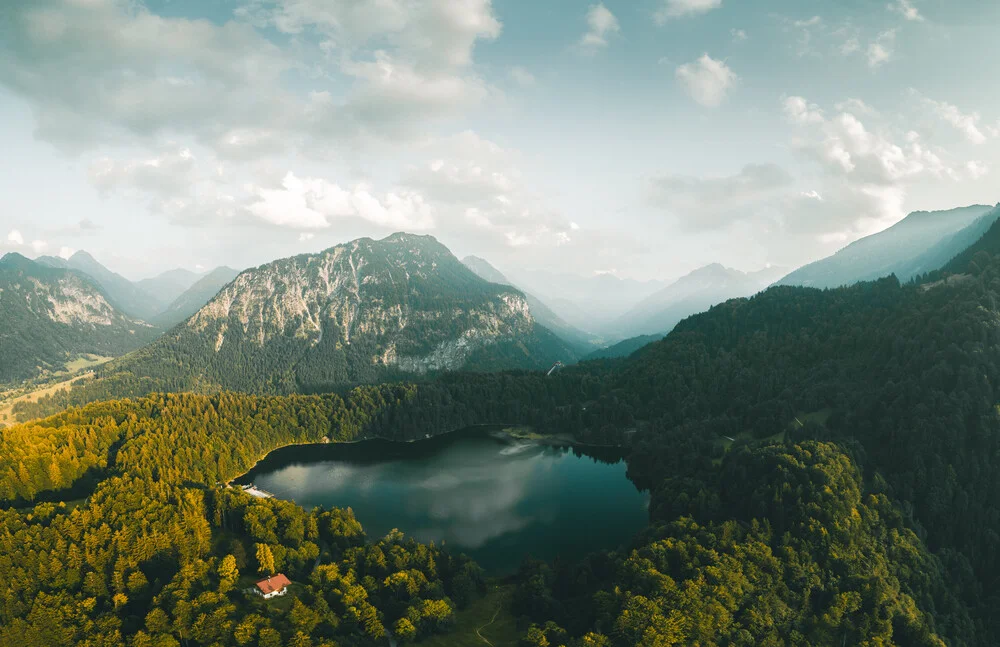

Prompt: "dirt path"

[475,602,502,647]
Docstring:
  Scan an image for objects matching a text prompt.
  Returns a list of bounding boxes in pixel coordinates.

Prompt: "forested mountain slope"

[776,203,997,288]
[0,253,157,383]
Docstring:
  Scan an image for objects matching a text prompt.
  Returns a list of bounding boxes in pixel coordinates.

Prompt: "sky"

[2,0,1000,281]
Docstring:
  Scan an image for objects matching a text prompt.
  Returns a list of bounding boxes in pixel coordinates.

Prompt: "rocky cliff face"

[109,233,573,392]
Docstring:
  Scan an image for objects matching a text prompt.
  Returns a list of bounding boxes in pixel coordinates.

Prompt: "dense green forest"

[8,226,1000,644]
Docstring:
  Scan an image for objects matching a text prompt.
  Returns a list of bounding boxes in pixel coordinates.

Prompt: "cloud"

[676,55,738,107]
[731,29,748,43]
[835,98,878,116]
[778,95,982,240]
[401,131,577,249]
[58,246,74,259]
[655,0,722,23]
[648,164,794,230]
[967,161,990,180]
[922,97,988,144]
[0,0,502,157]
[246,172,435,231]
[239,0,501,71]
[579,4,619,51]
[867,29,896,68]
[0,0,293,153]
[509,66,536,87]
[889,0,924,22]
[7,230,24,246]
[651,94,987,252]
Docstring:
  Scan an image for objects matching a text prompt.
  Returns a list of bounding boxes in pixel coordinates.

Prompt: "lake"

[235,429,650,573]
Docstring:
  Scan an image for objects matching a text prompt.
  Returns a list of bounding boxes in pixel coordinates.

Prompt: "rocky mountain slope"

[776,204,998,289]
[462,255,602,352]
[0,253,156,383]
[97,234,575,393]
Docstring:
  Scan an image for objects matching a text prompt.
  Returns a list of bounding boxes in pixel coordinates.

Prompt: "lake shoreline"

[227,424,630,487]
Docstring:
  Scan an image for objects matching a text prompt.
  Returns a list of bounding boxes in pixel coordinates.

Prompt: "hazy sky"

[2,0,1000,281]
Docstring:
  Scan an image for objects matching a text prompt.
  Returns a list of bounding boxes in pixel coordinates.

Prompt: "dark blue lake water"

[236,429,649,573]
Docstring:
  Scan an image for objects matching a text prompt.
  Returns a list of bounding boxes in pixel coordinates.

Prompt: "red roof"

[255,573,291,594]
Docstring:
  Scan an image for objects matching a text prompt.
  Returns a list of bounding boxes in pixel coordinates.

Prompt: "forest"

[5,238,1000,644]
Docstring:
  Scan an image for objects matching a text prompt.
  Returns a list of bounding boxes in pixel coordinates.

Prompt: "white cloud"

[889,0,924,22]
[731,28,748,43]
[246,172,435,231]
[840,37,861,55]
[58,246,74,259]
[784,96,825,124]
[835,98,878,116]
[676,54,738,107]
[967,161,990,180]
[779,95,982,242]
[648,164,794,230]
[922,97,988,144]
[509,66,536,87]
[655,0,722,24]
[867,29,896,68]
[298,233,315,242]
[402,132,577,249]
[239,0,501,71]
[579,4,619,51]
[7,230,24,246]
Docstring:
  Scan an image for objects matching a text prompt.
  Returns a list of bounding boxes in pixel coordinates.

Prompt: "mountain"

[776,204,998,289]
[461,255,602,352]
[611,263,787,338]
[151,266,241,329]
[581,333,664,360]
[36,250,165,320]
[135,268,201,307]
[0,253,157,383]
[504,268,667,337]
[95,234,575,394]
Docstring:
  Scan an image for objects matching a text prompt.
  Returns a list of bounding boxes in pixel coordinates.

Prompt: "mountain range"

[36,250,242,326]
[461,255,603,351]
[611,263,787,338]
[88,233,574,395]
[0,253,157,382]
[775,204,999,288]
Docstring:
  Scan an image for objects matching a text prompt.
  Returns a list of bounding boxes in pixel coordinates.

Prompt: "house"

[251,574,291,599]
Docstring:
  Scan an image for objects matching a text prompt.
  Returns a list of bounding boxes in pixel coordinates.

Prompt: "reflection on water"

[236,429,650,573]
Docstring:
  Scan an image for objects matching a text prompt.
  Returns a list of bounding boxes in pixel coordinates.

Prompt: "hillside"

[462,255,602,352]
[134,267,201,307]
[581,333,663,360]
[151,266,241,329]
[776,203,997,288]
[0,253,157,383]
[84,234,575,395]
[612,263,786,337]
